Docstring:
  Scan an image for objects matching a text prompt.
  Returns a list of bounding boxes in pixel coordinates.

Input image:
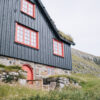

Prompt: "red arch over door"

[22,64,33,84]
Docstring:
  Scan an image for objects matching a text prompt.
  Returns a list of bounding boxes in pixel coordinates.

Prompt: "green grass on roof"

[59,31,74,43]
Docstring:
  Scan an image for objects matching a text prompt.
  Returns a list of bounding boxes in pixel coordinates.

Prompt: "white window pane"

[29,9,33,12]
[31,43,36,47]
[22,0,28,13]
[54,50,57,54]
[29,8,33,12]
[24,40,30,45]
[59,48,62,52]
[54,46,57,51]
[58,43,61,47]
[25,38,30,41]
[25,30,30,40]
[23,5,27,8]
[28,12,33,16]
[33,41,36,43]
[29,7,32,10]
[17,26,24,43]
[28,4,33,16]
[29,4,33,10]
[54,49,58,53]
[18,27,23,31]
[17,26,20,30]
[25,29,29,33]
[18,35,23,39]
[54,41,57,45]
[24,28,30,45]
[59,49,62,54]
[54,49,57,52]
[17,38,23,42]
[31,31,37,47]
[31,40,36,42]
[17,31,23,34]
[58,43,62,55]
[54,45,57,48]
[34,44,36,47]
[25,35,29,38]
[19,33,23,35]
[59,52,62,55]
[31,35,36,38]
[54,41,58,54]
[54,41,57,47]
[33,37,36,40]
[23,0,27,6]
[23,8,27,13]
[58,48,62,52]
[31,32,36,36]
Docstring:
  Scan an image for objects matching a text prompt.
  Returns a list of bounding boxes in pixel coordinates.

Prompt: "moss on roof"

[59,31,74,43]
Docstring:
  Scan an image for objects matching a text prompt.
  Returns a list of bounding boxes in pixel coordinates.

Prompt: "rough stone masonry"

[0,56,71,80]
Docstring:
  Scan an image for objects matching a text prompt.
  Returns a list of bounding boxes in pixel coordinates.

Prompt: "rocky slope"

[72,48,100,76]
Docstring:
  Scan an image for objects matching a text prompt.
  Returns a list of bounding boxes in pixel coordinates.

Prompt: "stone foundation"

[0,56,71,80]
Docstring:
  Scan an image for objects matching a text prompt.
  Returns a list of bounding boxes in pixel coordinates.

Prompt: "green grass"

[59,31,74,43]
[0,74,100,100]
[0,64,23,73]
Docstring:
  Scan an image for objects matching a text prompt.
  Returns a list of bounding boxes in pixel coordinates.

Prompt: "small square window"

[21,0,35,18]
[53,39,64,57]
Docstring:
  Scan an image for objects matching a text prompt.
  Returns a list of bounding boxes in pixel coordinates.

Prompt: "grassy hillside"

[0,74,100,100]
[72,48,100,76]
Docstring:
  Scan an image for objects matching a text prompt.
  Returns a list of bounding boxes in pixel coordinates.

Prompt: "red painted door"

[22,65,33,84]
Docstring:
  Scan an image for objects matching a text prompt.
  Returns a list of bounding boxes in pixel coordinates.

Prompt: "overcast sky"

[42,0,100,56]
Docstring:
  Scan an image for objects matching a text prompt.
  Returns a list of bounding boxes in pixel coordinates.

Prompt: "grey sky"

[42,0,100,56]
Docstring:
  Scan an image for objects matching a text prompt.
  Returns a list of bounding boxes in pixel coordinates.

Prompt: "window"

[15,23,39,49]
[53,39,64,57]
[21,0,35,18]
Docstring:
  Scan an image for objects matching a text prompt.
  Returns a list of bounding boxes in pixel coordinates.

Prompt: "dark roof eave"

[36,0,75,45]
[60,36,75,45]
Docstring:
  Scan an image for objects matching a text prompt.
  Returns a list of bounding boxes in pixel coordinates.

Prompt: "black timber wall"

[0,0,72,70]
[0,0,4,51]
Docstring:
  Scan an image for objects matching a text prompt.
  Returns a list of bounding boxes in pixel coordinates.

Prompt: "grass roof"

[59,31,74,43]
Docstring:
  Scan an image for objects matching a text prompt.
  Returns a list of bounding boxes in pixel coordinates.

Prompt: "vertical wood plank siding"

[0,0,4,51]
[0,0,72,70]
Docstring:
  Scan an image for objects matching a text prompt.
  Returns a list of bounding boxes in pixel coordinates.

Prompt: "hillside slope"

[72,48,100,76]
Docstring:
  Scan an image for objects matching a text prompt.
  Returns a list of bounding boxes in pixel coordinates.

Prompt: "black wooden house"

[0,0,74,81]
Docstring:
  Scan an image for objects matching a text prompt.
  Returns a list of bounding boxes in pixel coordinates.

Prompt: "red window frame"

[15,23,39,49]
[21,0,35,18]
[53,39,64,57]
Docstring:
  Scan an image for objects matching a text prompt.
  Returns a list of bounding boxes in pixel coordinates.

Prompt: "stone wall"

[0,56,71,80]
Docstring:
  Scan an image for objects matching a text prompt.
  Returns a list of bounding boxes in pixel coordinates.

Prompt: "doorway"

[22,64,33,84]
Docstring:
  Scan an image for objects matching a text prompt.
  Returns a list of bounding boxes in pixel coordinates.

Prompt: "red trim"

[53,39,64,57]
[15,23,18,42]
[21,0,23,13]
[62,43,64,57]
[15,23,39,49]
[21,0,35,18]
[30,30,31,46]
[33,4,36,18]
[37,32,39,49]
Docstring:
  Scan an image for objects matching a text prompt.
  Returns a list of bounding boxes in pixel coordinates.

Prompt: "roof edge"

[36,0,75,45]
